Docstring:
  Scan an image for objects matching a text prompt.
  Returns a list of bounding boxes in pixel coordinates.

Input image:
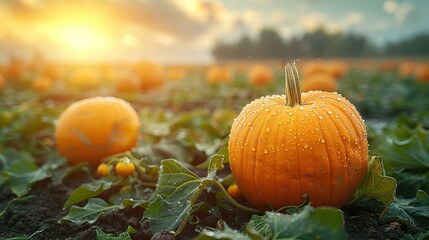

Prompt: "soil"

[0,174,422,240]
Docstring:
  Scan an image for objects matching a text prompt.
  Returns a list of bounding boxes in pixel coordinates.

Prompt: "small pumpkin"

[32,76,53,92]
[398,61,416,77]
[248,64,274,86]
[55,96,140,166]
[414,63,429,82]
[133,61,165,90]
[301,72,337,92]
[206,66,233,84]
[69,68,100,89]
[116,74,141,93]
[325,61,348,79]
[228,62,368,210]
[300,60,325,76]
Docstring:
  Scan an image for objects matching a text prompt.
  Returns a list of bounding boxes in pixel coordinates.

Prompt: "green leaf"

[207,154,224,180]
[96,227,132,240]
[4,230,44,240]
[400,231,429,240]
[376,134,429,169]
[1,153,55,197]
[64,178,118,208]
[349,155,397,207]
[61,198,121,225]
[251,205,346,240]
[381,190,429,230]
[143,159,202,234]
[196,225,262,240]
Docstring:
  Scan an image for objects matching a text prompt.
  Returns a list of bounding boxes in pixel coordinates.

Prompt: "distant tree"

[254,28,286,59]
[385,33,429,56]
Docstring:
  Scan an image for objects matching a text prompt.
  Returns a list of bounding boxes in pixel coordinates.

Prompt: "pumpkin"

[325,61,348,79]
[116,74,141,93]
[379,59,397,72]
[167,67,187,81]
[301,60,325,76]
[55,96,140,166]
[228,62,368,210]
[248,65,274,86]
[32,76,53,92]
[301,72,337,92]
[398,61,416,77]
[133,61,165,90]
[69,68,100,89]
[414,63,429,82]
[0,74,4,91]
[206,66,233,84]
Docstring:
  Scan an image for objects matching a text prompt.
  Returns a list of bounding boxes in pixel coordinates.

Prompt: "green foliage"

[349,156,397,207]
[61,198,122,225]
[144,154,225,235]
[96,227,132,240]
[198,206,346,240]
[382,190,429,230]
[64,178,119,208]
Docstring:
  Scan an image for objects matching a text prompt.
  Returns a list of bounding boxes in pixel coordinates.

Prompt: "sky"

[0,0,428,64]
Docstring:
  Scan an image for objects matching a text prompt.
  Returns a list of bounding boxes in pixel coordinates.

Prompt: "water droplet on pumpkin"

[321,95,326,99]
[319,116,323,119]
[279,121,283,125]
[264,149,269,154]
[320,103,325,107]
[336,98,342,101]
[321,139,326,143]
[266,128,271,133]
[289,112,293,116]
[335,115,339,118]
[327,111,333,114]
[251,147,256,152]
[303,143,309,149]
[265,108,270,112]
[299,107,304,110]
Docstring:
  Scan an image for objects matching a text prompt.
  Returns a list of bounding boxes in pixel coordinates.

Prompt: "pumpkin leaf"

[381,190,429,230]
[64,178,119,208]
[1,150,57,197]
[250,205,346,240]
[400,231,429,240]
[374,129,429,169]
[96,227,132,240]
[144,155,225,235]
[61,198,122,225]
[196,225,263,240]
[349,155,397,207]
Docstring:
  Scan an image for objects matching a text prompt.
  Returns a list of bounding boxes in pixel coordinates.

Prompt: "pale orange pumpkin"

[228,62,368,210]
[206,66,233,84]
[398,61,416,77]
[32,76,53,92]
[301,72,337,92]
[116,74,141,93]
[414,63,429,82]
[134,61,165,90]
[55,97,140,166]
[248,65,274,86]
[69,68,100,89]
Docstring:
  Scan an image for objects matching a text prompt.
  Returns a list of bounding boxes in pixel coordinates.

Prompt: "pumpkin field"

[1,1,429,240]
[0,58,429,240]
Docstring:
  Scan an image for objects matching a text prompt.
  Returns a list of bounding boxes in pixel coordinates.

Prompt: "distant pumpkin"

[301,60,325,76]
[414,64,429,82]
[325,61,348,79]
[206,66,233,84]
[32,76,53,92]
[398,61,416,77]
[116,74,141,93]
[301,72,337,92]
[167,67,187,81]
[55,96,140,166]
[134,61,165,90]
[69,68,100,89]
[248,65,274,86]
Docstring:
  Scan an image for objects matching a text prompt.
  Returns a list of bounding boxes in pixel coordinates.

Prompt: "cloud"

[383,0,413,22]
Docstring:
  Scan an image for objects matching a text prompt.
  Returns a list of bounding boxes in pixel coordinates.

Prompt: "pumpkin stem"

[285,61,302,106]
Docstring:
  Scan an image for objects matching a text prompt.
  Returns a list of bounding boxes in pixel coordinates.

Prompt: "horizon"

[1,0,428,64]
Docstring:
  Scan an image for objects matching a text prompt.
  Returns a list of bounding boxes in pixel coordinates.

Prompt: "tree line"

[211,28,429,61]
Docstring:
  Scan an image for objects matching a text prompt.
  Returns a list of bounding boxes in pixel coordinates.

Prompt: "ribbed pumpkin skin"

[228,91,368,210]
[55,97,140,166]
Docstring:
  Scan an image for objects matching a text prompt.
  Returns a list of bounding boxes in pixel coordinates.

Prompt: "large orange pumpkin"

[248,65,274,86]
[228,62,368,210]
[55,97,140,166]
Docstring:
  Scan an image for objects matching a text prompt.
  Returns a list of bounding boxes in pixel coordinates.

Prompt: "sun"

[60,25,103,49]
